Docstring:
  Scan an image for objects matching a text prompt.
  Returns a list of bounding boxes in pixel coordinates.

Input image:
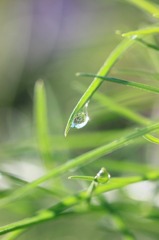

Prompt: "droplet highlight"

[71,103,89,129]
[131,35,137,40]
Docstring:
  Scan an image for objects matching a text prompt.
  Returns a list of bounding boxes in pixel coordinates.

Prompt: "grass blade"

[68,176,94,181]
[124,0,159,18]
[77,73,159,94]
[64,38,134,136]
[34,80,52,161]
[1,121,159,207]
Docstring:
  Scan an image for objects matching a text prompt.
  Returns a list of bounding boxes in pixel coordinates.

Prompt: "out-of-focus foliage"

[1,0,159,239]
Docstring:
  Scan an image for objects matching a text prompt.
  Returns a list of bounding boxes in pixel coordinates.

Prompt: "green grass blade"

[68,176,94,181]
[1,171,159,235]
[64,38,134,136]
[77,73,159,94]
[1,121,159,207]
[122,26,159,37]
[34,80,52,161]
[125,0,159,18]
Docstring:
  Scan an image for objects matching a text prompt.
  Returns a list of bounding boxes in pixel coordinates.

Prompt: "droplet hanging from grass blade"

[71,102,89,129]
[94,167,111,184]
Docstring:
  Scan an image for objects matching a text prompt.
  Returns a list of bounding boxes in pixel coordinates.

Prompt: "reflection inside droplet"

[95,167,111,184]
[71,103,89,129]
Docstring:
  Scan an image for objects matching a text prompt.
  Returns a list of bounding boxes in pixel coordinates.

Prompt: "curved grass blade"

[77,73,159,94]
[122,26,159,37]
[1,172,159,235]
[125,0,159,18]
[1,121,159,207]
[64,38,135,136]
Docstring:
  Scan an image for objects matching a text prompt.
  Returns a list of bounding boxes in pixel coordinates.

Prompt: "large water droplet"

[71,103,89,129]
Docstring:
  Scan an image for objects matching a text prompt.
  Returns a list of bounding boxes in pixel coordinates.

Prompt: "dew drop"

[71,103,89,129]
[94,167,110,184]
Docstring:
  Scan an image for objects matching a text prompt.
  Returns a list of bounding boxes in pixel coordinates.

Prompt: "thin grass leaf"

[1,171,159,235]
[77,73,159,94]
[34,80,52,161]
[68,176,94,181]
[125,0,159,18]
[64,38,135,136]
[1,121,159,207]
[122,26,159,37]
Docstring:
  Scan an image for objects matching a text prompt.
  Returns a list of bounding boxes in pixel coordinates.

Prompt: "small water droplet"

[71,103,89,129]
[94,167,110,184]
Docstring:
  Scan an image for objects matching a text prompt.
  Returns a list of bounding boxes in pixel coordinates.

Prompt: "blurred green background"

[1,0,159,239]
